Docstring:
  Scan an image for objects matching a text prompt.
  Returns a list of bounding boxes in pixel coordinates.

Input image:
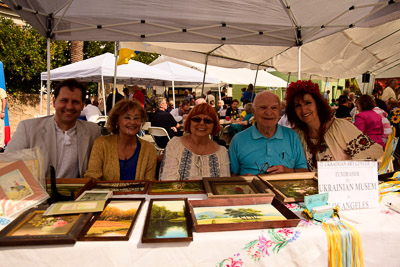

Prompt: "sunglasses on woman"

[190,117,214,124]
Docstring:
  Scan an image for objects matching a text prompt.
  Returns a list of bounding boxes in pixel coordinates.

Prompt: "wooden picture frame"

[148,180,205,195]
[91,180,148,195]
[46,178,93,200]
[188,197,300,232]
[203,176,275,198]
[0,208,91,246]
[0,160,49,217]
[142,198,193,243]
[258,172,318,203]
[76,190,112,201]
[78,198,145,241]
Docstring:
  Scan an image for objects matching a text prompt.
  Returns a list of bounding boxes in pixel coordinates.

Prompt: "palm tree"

[71,41,83,63]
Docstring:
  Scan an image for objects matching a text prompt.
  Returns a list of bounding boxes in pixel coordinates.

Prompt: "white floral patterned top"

[159,137,231,180]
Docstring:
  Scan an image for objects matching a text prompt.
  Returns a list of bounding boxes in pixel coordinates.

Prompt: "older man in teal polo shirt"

[229,91,308,175]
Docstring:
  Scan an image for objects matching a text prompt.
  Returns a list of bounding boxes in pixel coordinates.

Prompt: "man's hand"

[0,112,4,119]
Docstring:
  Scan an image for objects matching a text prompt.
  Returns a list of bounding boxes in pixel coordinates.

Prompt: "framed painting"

[142,198,193,243]
[78,198,145,241]
[258,172,318,202]
[46,178,93,200]
[0,208,91,246]
[147,180,205,195]
[75,191,112,201]
[203,176,275,198]
[188,197,300,232]
[43,200,107,216]
[91,180,148,195]
[0,160,49,217]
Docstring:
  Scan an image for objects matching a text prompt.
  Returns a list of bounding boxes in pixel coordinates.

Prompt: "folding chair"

[378,127,399,174]
[148,127,171,154]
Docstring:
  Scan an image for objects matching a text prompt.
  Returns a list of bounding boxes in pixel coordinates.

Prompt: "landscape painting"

[46,184,85,198]
[81,200,143,240]
[7,210,80,236]
[76,191,111,201]
[149,181,204,194]
[213,183,256,195]
[143,199,192,242]
[193,204,286,225]
[268,179,318,199]
[93,181,147,194]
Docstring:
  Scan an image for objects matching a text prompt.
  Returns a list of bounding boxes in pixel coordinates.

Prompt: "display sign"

[317,161,378,210]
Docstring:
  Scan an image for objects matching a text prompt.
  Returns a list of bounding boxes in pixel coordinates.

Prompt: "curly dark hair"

[285,88,333,131]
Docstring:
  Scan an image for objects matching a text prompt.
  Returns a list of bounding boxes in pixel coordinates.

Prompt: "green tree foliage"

[99,206,137,221]
[150,204,182,221]
[224,208,263,220]
[0,18,159,95]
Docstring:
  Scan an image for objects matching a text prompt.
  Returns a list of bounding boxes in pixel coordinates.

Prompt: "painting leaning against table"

[146,200,189,238]
[84,200,142,237]
[268,179,318,199]
[193,204,286,225]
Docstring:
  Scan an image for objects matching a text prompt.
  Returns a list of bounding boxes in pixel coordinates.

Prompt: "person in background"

[150,97,179,148]
[106,88,124,114]
[0,86,7,152]
[229,91,308,175]
[160,103,230,180]
[335,96,352,119]
[170,100,190,123]
[229,103,253,136]
[382,79,397,101]
[372,89,388,113]
[167,100,174,112]
[195,98,206,106]
[81,99,102,123]
[190,98,196,107]
[123,87,133,100]
[354,95,385,147]
[372,105,392,145]
[241,84,256,104]
[132,85,145,107]
[285,80,383,171]
[323,90,330,102]
[220,87,227,102]
[84,100,156,181]
[218,100,227,118]
[205,90,215,107]
[183,89,193,102]
[226,99,240,120]
[191,90,197,101]
[7,79,101,178]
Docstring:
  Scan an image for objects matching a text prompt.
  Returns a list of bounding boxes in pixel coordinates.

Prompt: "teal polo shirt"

[229,124,308,175]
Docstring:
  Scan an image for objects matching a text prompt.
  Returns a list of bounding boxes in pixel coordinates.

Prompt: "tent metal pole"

[201,54,209,96]
[252,65,259,101]
[40,80,43,115]
[218,83,221,100]
[172,81,176,109]
[46,38,51,115]
[112,41,119,108]
[297,46,302,80]
[101,75,106,116]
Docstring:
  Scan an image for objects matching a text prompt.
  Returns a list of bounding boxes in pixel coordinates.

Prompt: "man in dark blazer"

[6,79,100,178]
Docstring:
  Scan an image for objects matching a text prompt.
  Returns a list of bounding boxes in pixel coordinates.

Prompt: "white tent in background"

[150,56,287,88]
[150,61,220,107]
[40,53,172,114]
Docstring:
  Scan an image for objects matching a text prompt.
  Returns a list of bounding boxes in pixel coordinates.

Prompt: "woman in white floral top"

[285,80,383,171]
[160,103,230,180]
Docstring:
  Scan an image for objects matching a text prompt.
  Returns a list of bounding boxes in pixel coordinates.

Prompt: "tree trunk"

[71,41,83,63]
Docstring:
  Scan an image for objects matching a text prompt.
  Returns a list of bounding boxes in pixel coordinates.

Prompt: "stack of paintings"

[142,198,193,243]
[91,180,148,195]
[45,178,93,200]
[258,172,318,202]
[203,176,275,198]
[148,180,204,195]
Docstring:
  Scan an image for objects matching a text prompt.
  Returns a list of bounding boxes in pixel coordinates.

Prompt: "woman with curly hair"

[285,80,383,171]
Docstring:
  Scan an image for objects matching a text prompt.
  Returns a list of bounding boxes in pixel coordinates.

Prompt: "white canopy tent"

[150,56,288,88]
[39,53,172,115]
[4,0,400,113]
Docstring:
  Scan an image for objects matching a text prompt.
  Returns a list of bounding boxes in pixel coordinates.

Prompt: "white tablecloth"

[0,193,399,267]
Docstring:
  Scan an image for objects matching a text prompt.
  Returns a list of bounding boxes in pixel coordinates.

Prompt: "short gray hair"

[155,97,166,109]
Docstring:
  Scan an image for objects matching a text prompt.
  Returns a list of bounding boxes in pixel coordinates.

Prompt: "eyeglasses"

[190,117,214,124]
[255,161,270,174]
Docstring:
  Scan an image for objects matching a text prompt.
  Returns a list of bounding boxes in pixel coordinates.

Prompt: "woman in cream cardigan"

[85,100,156,181]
